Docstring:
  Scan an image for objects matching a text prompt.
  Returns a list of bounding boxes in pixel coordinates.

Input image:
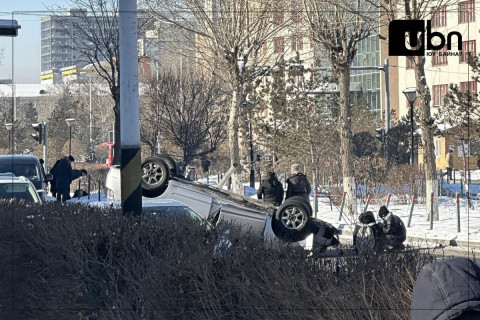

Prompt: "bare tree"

[49,0,122,164]
[303,0,377,215]
[143,0,289,193]
[376,0,455,220]
[141,71,227,165]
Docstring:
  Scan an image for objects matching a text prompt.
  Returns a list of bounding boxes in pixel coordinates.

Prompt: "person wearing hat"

[285,163,311,202]
[378,205,406,250]
[410,257,480,320]
[257,164,284,206]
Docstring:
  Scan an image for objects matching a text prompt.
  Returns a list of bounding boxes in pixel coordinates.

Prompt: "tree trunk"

[229,78,242,194]
[414,57,439,220]
[338,69,357,216]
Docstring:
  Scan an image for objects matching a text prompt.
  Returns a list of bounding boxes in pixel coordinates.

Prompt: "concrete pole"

[119,0,142,215]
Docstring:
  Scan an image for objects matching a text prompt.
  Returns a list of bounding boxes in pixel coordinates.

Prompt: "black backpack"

[356,222,376,254]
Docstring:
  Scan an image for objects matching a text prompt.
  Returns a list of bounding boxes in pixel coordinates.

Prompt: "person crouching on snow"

[378,206,406,250]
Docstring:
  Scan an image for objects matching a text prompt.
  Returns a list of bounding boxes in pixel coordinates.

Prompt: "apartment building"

[397,1,478,118]
[40,9,89,79]
[397,0,479,165]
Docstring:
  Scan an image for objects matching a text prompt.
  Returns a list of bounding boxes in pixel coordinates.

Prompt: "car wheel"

[284,196,313,217]
[272,202,310,242]
[141,157,170,197]
[157,153,178,176]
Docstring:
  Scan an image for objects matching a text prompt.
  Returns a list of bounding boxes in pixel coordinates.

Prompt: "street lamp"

[65,118,76,156]
[5,122,13,154]
[403,87,417,165]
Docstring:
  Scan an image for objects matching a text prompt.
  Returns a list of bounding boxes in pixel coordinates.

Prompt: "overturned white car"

[105,154,339,252]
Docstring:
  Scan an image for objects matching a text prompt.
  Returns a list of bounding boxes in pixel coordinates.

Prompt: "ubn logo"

[389,20,462,56]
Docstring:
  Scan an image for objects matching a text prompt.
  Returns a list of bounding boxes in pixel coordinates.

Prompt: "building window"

[432,47,448,66]
[460,81,477,100]
[459,0,475,23]
[432,84,448,106]
[460,40,476,63]
[290,0,302,23]
[291,35,303,52]
[458,143,471,157]
[434,138,442,158]
[273,10,284,26]
[431,6,447,27]
[274,37,284,53]
[406,57,415,69]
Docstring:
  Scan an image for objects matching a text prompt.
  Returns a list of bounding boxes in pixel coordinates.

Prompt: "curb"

[337,228,480,250]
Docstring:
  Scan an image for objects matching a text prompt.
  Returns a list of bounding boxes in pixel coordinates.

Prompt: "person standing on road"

[445,149,454,183]
[49,159,61,198]
[257,164,284,206]
[378,206,406,250]
[285,163,311,202]
[53,155,75,202]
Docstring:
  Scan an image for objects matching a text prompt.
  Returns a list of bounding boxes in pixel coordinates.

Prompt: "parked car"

[106,153,340,252]
[0,155,52,200]
[0,173,42,203]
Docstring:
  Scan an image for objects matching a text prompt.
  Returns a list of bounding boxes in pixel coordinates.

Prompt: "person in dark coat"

[49,159,61,198]
[285,163,311,202]
[257,164,284,206]
[53,155,75,202]
[378,206,406,250]
[353,211,384,253]
[410,257,480,320]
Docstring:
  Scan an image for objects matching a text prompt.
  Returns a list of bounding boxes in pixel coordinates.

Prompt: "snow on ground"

[58,174,480,248]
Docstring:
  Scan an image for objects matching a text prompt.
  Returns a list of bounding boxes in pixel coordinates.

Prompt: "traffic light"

[31,123,44,144]
[375,128,384,141]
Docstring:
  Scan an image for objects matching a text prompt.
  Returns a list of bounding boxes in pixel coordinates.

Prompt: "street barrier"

[456,193,461,233]
[363,194,371,213]
[430,192,434,230]
[385,193,392,208]
[407,195,415,227]
[87,175,91,200]
[338,192,347,221]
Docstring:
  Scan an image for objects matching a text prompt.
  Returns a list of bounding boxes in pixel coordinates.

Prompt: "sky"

[0,1,68,84]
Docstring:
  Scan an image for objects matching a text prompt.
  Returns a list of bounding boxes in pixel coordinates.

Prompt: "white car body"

[105,165,314,248]
[0,173,42,203]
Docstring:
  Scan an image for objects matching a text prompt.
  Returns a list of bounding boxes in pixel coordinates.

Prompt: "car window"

[0,183,39,203]
[143,206,202,221]
[0,164,40,181]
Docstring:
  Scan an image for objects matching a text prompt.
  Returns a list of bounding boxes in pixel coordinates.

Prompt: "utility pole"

[119,0,142,216]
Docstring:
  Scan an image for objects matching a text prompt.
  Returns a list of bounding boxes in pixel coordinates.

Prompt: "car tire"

[284,196,313,217]
[141,157,170,198]
[157,153,178,176]
[272,202,310,242]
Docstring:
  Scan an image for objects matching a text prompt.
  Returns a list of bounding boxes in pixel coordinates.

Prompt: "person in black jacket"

[49,159,61,198]
[257,165,284,206]
[52,156,86,202]
[378,206,406,250]
[285,163,311,202]
[411,258,480,320]
[353,211,384,253]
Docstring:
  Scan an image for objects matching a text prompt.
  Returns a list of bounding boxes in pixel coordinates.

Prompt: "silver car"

[105,153,339,252]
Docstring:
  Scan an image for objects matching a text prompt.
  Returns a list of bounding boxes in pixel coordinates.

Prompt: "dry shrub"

[385,165,425,205]
[0,201,438,320]
[68,164,109,194]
